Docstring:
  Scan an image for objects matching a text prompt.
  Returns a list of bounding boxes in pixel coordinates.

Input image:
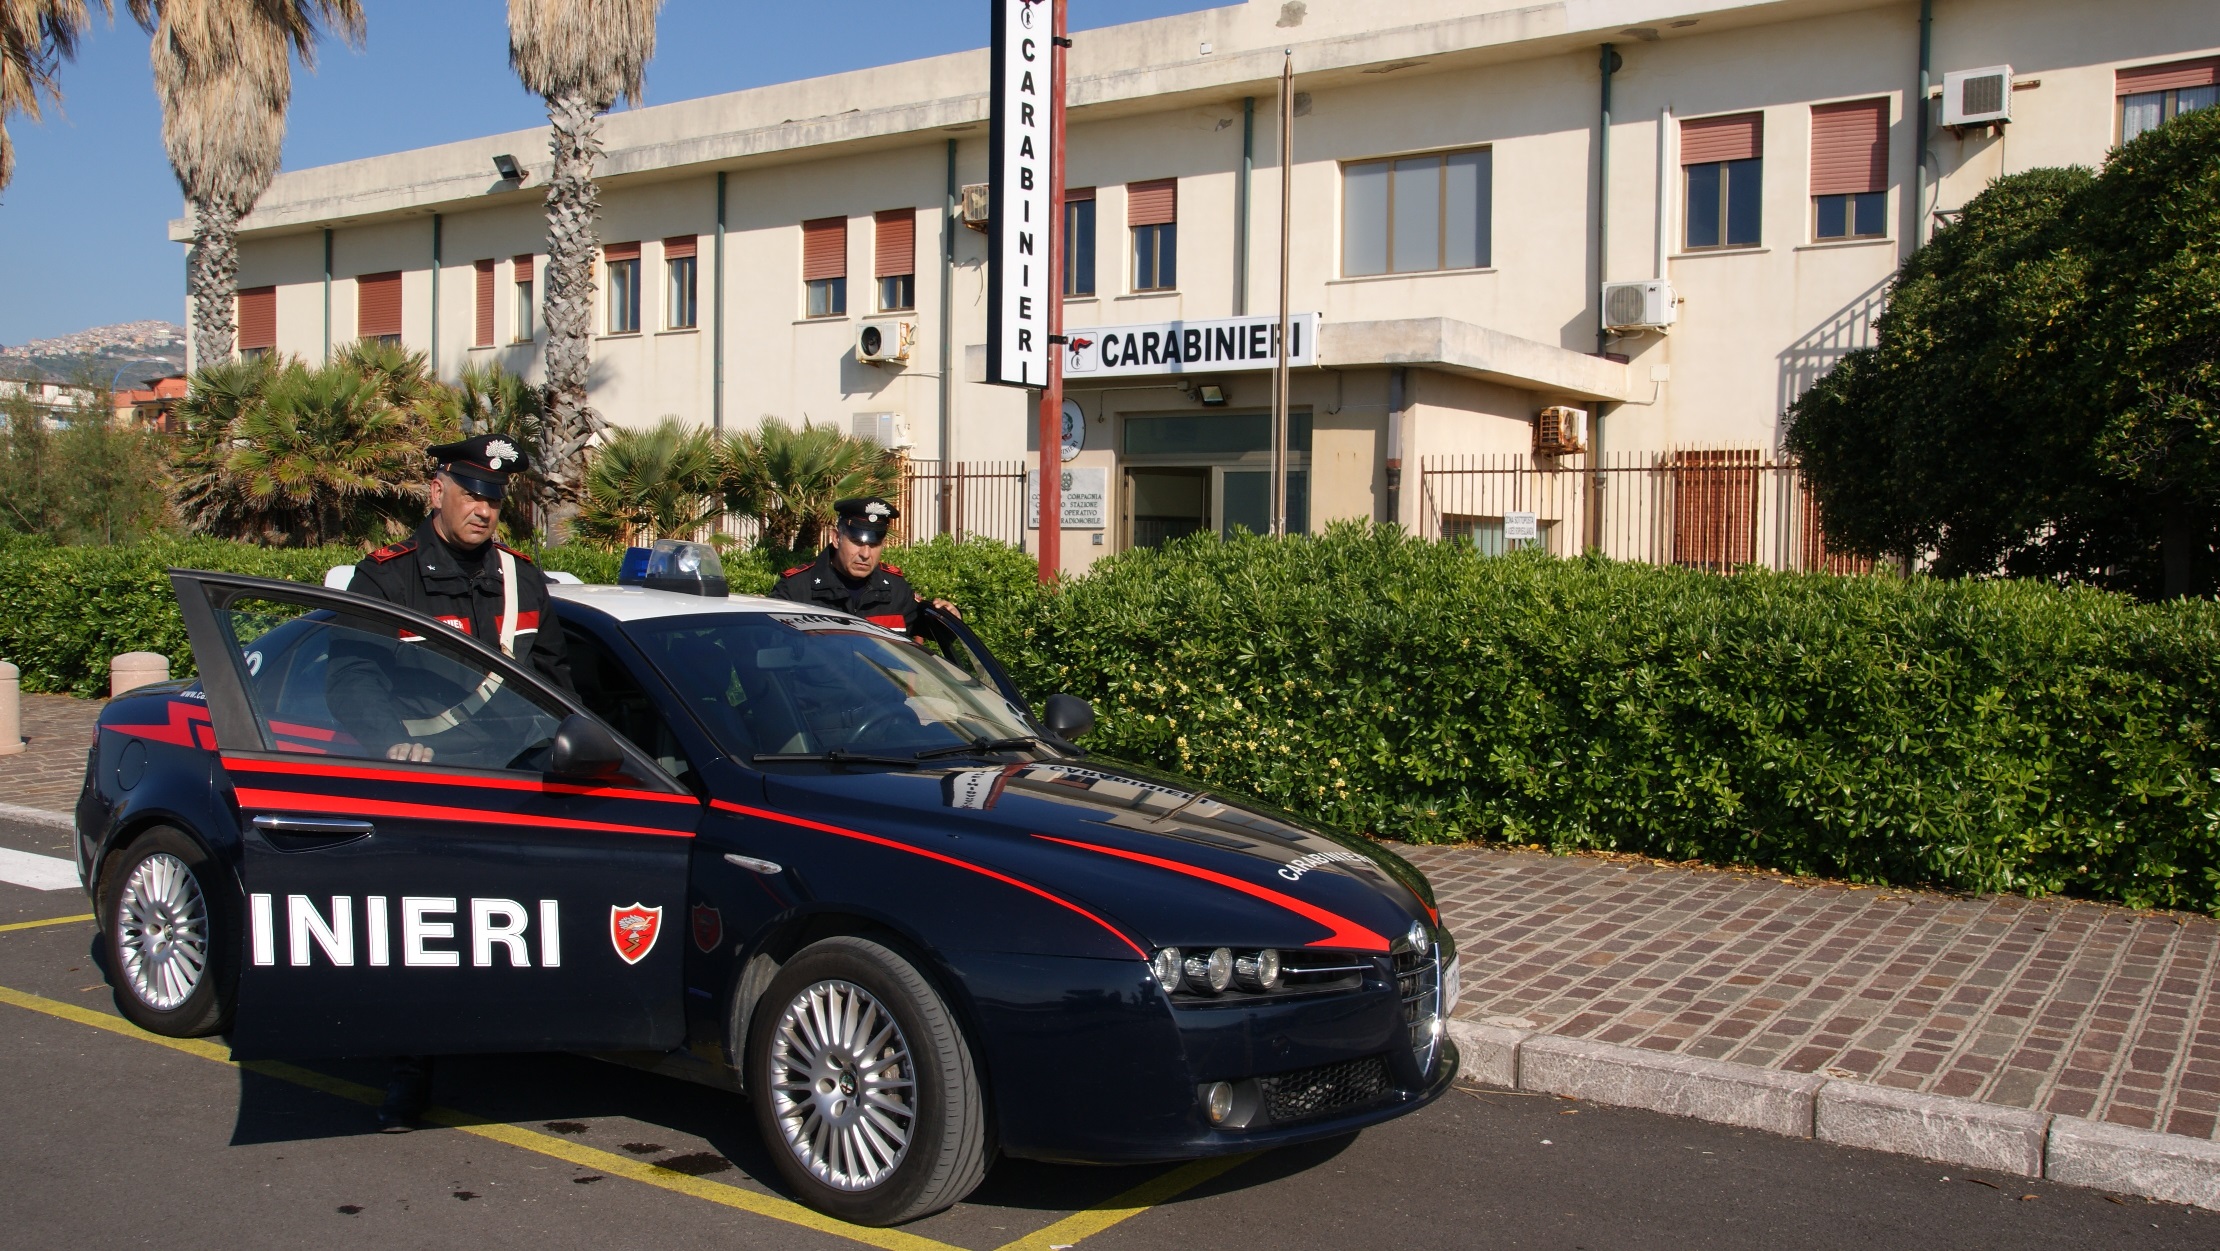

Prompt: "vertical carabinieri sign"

[986,0,1055,389]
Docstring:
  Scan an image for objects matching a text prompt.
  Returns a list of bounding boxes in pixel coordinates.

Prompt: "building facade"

[191,0,2218,572]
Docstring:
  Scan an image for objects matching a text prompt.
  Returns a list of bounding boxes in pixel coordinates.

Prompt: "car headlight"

[1234,948,1281,991]
[1151,947,1183,990]
[1183,947,1235,994]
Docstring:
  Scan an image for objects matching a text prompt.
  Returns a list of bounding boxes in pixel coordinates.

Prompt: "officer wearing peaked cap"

[771,496,958,634]
[327,433,577,1133]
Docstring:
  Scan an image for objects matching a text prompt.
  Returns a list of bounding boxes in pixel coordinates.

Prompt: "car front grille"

[1258,1054,1393,1123]
[1396,944,1443,1076]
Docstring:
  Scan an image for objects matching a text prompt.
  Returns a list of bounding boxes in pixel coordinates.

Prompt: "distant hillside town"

[0,321,188,384]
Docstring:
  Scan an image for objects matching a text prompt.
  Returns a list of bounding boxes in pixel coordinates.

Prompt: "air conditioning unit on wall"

[1534,406,1589,456]
[851,412,912,450]
[961,183,991,232]
[1602,281,1678,333]
[856,320,914,365]
[1942,65,2013,129]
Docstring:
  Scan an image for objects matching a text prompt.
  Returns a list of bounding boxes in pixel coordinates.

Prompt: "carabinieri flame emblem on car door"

[610,904,664,965]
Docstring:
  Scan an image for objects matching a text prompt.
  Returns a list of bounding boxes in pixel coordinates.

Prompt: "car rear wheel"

[746,936,988,1225]
[99,826,234,1038]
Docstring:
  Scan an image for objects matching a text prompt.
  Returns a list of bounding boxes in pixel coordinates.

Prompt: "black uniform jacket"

[770,547,923,635]
[343,520,572,686]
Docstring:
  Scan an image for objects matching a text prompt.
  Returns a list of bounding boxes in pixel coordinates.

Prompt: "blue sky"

[0,0,1221,346]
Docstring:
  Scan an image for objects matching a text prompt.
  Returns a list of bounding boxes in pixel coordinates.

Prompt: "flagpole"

[1035,0,1068,584]
[1269,50,1293,539]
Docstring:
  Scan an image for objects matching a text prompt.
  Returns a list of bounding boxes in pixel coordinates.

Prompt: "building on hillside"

[185,0,2217,573]
[114,375,189,431]
[0,378,100,423]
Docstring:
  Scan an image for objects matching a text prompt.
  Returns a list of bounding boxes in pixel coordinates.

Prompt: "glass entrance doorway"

[1118,409,1312,551]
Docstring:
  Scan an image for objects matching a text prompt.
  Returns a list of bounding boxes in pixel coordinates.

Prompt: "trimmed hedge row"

[6,528,2218,912]
[1000,527,2220,912]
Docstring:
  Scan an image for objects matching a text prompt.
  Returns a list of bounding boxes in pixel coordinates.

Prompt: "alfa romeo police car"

[73,541,1459,1226]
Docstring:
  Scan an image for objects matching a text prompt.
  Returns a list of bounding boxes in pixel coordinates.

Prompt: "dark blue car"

[75,559,1459,1225]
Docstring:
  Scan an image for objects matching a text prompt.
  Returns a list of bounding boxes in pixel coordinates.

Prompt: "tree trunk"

[539,89,608,542]
[188,197,243,372]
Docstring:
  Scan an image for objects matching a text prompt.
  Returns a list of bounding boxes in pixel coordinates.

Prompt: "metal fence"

[1418,450,1872,574]
[899,460,1030,547]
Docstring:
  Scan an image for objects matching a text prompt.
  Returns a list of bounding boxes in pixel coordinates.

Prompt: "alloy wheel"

[766,978,918,1191]
[115,852,209,1011]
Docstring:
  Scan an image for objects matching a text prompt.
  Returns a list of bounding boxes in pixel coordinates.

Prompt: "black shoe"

[377,1057,432,1132]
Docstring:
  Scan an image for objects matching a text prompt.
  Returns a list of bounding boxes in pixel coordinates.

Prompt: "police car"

[74,541,1460,1226]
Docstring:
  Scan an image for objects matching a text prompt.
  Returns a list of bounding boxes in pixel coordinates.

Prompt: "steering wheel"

[844,705,917,749]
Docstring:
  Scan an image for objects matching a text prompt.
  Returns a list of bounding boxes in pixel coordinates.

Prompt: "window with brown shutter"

[664,236,698,330]
[802,216,848,317]
[1128,179,1179,291]
[356,271,402,342]
[472,260,496,347]
[873,210,915,312]
[604,242,642,334]
[662,235,697,259]
[511,255,535,342]
[1064,187,1096,297]
[1811,99,1888,240]
[1682,113,1764,249]
[2117,58,2217,143]
[236,286,276,354]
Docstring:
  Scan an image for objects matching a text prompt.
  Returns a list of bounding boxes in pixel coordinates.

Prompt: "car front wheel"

[99,826,234,1038]
[746,936,988,1225]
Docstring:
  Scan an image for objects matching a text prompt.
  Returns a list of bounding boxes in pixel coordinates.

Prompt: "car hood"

[759,753,1437,957]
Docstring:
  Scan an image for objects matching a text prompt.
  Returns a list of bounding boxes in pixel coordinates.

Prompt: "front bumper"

[950,950,1457,1164]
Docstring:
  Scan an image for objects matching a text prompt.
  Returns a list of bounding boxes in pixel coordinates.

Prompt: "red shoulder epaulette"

[879,563,903,576]
[782,564,810,577]
[495,541,536,564]
[369,539,417,563]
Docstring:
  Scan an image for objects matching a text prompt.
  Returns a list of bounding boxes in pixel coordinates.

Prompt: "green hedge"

[1003,526,2220,912]
[8,528,2219,912]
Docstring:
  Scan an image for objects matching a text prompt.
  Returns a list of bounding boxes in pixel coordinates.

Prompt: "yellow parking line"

[989,1152,1257,1251]
[0,983,955,1251]
[0,913,94,934]
[0,980,1240,1251]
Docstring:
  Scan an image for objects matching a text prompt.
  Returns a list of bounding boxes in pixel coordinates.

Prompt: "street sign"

[1503,511,1539,542]
[986,0,1057,389]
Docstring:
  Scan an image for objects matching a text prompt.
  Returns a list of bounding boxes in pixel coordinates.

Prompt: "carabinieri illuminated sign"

[986,0,1057,388]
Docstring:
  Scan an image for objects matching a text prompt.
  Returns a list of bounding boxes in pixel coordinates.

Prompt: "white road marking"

[0,846,80,891]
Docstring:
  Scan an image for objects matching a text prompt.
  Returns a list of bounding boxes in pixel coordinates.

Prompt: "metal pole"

[714,171,727,432]
[430,214,442,375]
[1035,0,1068,582]
[1235,95,1254,316]
[940,138,957,535]
[1270,51,1293,539]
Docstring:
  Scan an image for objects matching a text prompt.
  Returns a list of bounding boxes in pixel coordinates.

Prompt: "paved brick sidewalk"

[3,693,102,817]
[1403,842,2220,1143]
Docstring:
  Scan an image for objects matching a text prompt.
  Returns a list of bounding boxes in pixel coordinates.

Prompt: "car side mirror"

[549,713,626,779]
[1041,693,1094,741]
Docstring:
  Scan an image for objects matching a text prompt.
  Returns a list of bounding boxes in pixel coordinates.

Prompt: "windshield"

[628,610,1044,761]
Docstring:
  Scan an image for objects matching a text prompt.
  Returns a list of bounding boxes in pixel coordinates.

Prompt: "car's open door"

[914,604,1033,712]
[170,570,699,1060]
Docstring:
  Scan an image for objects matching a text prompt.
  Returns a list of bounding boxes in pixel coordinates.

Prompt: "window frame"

[605,255,642,335]
[1339,146,1493,277]
[1064,192,1096,297]
[666,254,698,330]
[1132,222,1178,292]
[2119,85,2217,144]
[1684,156,1764,251]
[878,273,915,314]
[511,258,535,343]
[1812,191,1886,241]
[806,276,848,319]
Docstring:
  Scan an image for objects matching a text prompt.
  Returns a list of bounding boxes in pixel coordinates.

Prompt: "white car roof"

[551,582,806,623]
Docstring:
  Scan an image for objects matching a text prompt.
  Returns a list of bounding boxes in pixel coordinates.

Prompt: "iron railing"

[900,459,1030,547]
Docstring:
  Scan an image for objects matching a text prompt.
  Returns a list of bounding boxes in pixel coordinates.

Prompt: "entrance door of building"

[1125,468,1210,549]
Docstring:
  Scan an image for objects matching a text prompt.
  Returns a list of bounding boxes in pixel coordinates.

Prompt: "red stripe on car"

[1032,834,1390,952]
[233,787,693,839]
[104,699,214,749]
[222,755,698,804]
[710,800,1146,957]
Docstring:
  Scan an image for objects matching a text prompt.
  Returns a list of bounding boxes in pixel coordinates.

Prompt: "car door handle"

[252,814,376,839]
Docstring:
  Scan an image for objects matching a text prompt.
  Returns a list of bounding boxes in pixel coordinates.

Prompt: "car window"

[628,612,1038,759]
[222,595,565,772]
[562,621,701,793]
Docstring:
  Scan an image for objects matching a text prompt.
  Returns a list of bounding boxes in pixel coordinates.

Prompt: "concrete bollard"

[110,651,170,698]
[0,660,21,756]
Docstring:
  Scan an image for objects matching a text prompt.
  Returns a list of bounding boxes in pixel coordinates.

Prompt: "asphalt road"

[3,812,2216,1251]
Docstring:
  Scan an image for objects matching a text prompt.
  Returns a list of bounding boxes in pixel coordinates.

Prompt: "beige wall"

[217,0,2218,569]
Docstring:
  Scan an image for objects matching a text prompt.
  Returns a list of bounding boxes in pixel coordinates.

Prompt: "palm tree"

[506,0,663,534]
[574,418,719,549]
[138,0,363,370]
[1,0,102,193]
[718,418,901,554]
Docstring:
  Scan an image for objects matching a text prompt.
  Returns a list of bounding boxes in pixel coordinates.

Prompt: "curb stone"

[0,801,71,831]
[1816,1080,2049,1177]
[1447,1019,2220,1210]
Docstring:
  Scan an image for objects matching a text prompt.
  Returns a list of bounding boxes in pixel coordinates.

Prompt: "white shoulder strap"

[498,548,519,658]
